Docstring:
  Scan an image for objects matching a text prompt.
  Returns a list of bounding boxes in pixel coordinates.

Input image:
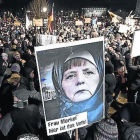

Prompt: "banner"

[131,31,140,57]
[108,11,122,23]
[75,21,83,26]
[33,18,43,26]
[14,21,21,26]
[118,24,130,33]
[35,37,105,135]
[84,18,91,23]
[39,34,56,45]
[83,8,107,17]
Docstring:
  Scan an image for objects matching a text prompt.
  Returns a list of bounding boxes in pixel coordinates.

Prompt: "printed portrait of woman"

[52,48,104,124]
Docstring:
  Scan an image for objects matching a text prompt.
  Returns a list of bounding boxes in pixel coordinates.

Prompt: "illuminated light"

[43,7,47,12]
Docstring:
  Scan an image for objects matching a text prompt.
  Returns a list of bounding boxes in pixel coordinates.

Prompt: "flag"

[108,11,122,23]
[108,11,116,18]
[47,3,54,33]
[26,14,30,30]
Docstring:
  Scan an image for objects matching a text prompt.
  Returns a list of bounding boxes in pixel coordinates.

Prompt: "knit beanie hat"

[11,63,21,73]
[23,53,32,62]
[7,73,21,83]
[17,134,39,140]
[94,118,118,140]
[24,59,36,70]
[105,53,111,60]
[12,45,17,50]
[13,89,30,101]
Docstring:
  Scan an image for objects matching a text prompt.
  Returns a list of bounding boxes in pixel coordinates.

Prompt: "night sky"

[0,0,137,13]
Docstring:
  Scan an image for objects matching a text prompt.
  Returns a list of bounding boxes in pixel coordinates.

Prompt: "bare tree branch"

[28,0,48,19]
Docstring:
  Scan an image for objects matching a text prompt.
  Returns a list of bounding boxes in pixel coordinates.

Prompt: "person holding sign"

[52,49,104,124]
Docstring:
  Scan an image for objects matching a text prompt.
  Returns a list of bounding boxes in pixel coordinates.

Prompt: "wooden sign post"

[75,129,78,140]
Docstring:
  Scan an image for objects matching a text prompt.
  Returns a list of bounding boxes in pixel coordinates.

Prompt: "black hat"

[119,103,140,123]
[105,61,114,74]
[105,53,111,60]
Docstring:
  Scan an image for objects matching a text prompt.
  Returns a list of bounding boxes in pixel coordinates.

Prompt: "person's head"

[94,118,118,140]
[28,41,32,46]
[0,58,6,75]
[0,39,3,45]
[105,53,111,62]
[1,53,8,61]
[7,73,21,89]
[13,39,18,44]
[24,37,29,43]
[13,51,20,60]
[53,49,103,103]
[12,45,17,50]
[11,63,21,73]
[136,57,140,65]
[27,48,32,55]
[115,47,121,54]
[13,89,30,108]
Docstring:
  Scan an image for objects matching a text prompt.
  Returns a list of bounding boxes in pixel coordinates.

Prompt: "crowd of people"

[0,11,140,140]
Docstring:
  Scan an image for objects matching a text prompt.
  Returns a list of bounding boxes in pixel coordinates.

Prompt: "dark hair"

[63,58,88,73]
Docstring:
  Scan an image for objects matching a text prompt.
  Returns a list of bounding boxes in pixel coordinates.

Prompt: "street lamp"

[61,10,63,16]
[43,7,47,12]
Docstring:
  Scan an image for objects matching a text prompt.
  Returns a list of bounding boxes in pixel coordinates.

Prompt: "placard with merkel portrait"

[35,37,105,136]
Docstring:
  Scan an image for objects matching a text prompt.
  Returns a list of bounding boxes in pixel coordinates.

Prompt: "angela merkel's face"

[62,60,99,102]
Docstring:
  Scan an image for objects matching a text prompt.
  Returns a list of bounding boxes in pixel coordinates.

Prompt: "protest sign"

[35,37,105,135]
[46,112,88,135]
[84,18,91,23]
[131,31,140,57]
[33,18,43,26]
[125,17,135,26]
[97,22,102,25]
[38,34,57,45]
[14,21,21,26]
[43,19,48,26]
[75,20,83,26]
[118,24,129,33]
